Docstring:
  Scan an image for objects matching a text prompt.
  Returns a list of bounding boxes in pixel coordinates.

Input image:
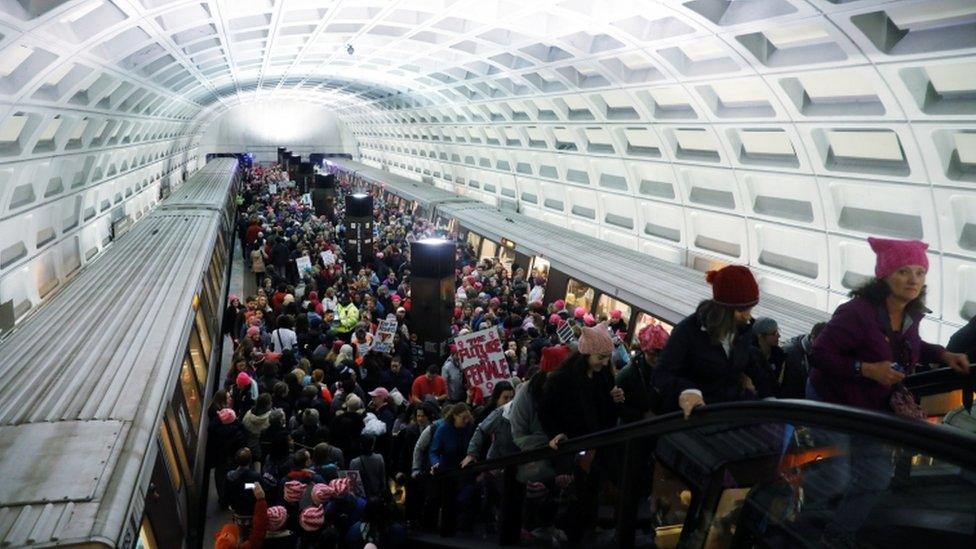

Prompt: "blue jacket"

[429,420,474,472]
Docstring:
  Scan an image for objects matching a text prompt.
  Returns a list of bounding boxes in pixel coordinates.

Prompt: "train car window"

[195,308,212,361]
[565,278,595,312]
[466,231,481,252]
[631,312,674,347]
[158,422,182,491]
[498,246,515,272]
[188,329,208,388]
[480,239,498,261]
[595,294,632,325]
[529,256,550,279]
[165,409,193,485]
[180,358,202,434]
[136,516,158,549]
[651,458,695,547]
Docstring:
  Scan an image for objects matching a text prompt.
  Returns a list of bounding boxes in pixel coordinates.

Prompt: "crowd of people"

[211,161,975,549]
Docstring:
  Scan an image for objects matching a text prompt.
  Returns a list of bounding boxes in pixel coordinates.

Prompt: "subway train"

[0,159,241,548]
[326,158,829,341]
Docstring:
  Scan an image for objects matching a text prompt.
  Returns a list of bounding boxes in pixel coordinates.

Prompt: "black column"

[344,193,374,270]
[311,173,337,219]
[410,238,456,368]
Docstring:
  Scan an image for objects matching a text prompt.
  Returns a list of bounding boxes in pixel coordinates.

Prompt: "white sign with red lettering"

[455,327,509,396]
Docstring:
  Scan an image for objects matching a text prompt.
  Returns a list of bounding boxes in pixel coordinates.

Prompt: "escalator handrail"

[448,399,976,479]
[905,364,974,406]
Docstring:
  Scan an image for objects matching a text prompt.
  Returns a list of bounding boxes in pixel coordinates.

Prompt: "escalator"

[408,367,976,548]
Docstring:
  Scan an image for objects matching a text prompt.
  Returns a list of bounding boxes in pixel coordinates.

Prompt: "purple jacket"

[810,297,943,411]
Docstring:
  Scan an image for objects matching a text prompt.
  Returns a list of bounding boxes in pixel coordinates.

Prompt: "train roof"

[437,200,828,339]
[330,159,470,210]
[0,211,221,547]
[159,157,239,212]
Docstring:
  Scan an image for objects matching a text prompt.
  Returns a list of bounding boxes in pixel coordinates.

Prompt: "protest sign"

[295,255,312,274]
[557,322,576,344]
[338,470,365,498]
[301,193,312,205]
[320,250,336,267]
[372,318,397,354]
[454,327,509,396]
[268,183,278,194]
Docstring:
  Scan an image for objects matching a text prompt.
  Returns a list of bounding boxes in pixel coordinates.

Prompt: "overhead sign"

[454,327,509,396]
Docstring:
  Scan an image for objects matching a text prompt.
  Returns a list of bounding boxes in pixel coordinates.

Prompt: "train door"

[141,451,185,548]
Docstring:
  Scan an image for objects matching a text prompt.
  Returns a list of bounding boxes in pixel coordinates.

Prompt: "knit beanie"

[583,313,595,327]
[610,309,623,320]
[311,483,335,505]
[577,322,614,355]
[283,480,306,503]
[573,306,586,319]
[267,506,287,532]
[246,326,261,337]
[554,299,566,310]
[706,265,759,308]
[217,408,236,424]
[329,477,352,497]
[638,323,669,353]
[752,317,779,336]
[236,372,252,389]
[540,345,571,373]
[867,236,929,279]
[299,505,325,531]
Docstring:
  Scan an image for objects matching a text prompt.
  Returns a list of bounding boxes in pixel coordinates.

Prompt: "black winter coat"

[540,360,618,439]
[615,353,664,423]
[654,312,772,412]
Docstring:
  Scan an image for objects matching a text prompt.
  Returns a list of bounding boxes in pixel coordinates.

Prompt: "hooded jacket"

[810,296,943,411]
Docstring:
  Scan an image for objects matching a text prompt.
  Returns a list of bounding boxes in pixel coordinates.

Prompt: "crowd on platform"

[212,162,976,549]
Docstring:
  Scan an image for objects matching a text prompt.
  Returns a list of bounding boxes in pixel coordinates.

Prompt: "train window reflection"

[631,313,673,347]
[529,256,550,280]
[136,516,158,549]
[165,409,192,486]
[466,231,481,252]
[180,358,202,434]
[595,295,632,326]
[480,239,498,261]
[498,246,514,272]
[159,422,182,490]
[188,328,208,389]
[565,278,594,312]
[194,308,211,359]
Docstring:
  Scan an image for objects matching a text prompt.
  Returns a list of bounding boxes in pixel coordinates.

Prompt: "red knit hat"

[706,265,759,308]
[540,345,571,373]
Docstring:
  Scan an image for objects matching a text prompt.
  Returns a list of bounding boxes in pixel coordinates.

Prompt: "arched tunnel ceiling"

[1,0,975,339]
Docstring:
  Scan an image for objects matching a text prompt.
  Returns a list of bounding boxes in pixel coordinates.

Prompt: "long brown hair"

[850,278,928,318]
[696,300,737,344]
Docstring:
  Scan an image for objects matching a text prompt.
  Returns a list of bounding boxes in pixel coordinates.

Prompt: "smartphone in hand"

[244,483,255,490]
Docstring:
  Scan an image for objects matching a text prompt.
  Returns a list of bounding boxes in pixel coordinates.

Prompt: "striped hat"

[283,480,306,503]
[311,483,335,505]
[299,505,325,531]
[266,506,287,532]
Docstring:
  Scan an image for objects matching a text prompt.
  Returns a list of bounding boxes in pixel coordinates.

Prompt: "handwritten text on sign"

[455,328,509,396]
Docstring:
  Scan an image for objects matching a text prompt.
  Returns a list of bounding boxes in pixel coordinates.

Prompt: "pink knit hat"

[311,483,335,505]
[548,313,561,325]
[267,506,287,532]
[868,237,929,279]
[329,477,352,497]
[573,306,586,319]
[246,326,261,337]
[554,299,565,310]
[283,480,305,503]
[578,321,614,355]
[235,372,252,389]
[610,309,623,320]
[299,505,325,531]
[638,323,670,353]
[583,313,595,327]
[217,408,236,424]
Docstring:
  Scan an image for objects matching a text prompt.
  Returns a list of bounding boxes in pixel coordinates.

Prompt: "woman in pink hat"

[808,237,968,545]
